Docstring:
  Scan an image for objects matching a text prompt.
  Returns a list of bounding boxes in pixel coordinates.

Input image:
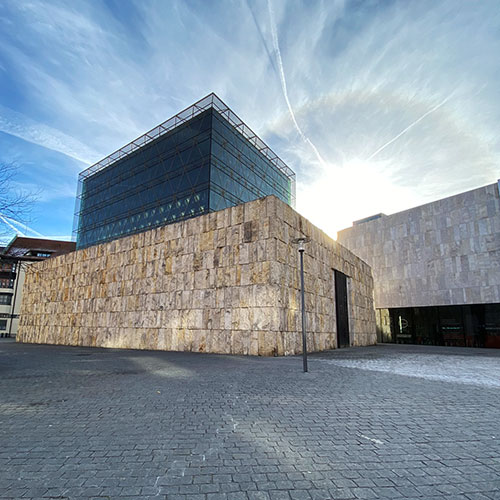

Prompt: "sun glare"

[296,157,420,239]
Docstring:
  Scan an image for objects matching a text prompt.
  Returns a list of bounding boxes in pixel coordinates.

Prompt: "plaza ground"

[1,340,499,500]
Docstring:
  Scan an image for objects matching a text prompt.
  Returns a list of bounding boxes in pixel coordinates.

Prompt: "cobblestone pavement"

[1,340,499,500]
[314,343,500,389]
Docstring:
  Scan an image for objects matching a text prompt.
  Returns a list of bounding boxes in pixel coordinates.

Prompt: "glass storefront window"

[388,304,500,348]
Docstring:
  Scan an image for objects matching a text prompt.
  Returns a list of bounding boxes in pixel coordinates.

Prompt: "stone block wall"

[18,196,376,355]
[337,182,500,309]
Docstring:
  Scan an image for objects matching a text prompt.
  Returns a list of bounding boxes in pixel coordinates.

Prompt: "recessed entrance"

[335,270,350,348]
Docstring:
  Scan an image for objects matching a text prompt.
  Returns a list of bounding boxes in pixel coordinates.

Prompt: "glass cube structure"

[74,93,296,249]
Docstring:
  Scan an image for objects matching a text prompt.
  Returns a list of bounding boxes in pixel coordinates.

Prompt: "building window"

[0,320,6,330]
[0,279,14,288]
[0,293,13,305]
[0,262,15,272]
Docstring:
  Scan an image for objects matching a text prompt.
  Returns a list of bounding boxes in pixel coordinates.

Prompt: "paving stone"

[1,341,499,500]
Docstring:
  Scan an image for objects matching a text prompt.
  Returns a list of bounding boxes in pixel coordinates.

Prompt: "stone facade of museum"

[17,196,376,355]
[337,183,500,309]
[337,182,500,347]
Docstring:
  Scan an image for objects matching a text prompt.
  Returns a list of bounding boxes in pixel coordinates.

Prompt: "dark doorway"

[335,270,350,347]
[390,308,415,344]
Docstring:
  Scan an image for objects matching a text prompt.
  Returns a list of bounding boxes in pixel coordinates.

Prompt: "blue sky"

[0,0,499,242]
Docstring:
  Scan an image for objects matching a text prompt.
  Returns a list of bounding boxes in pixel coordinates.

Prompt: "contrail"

[15,220,45,237]
[267,0,327,167]
[366,94,453,161]
[0,213,44,237]
[245,0,278,77]
[0,213,25,236]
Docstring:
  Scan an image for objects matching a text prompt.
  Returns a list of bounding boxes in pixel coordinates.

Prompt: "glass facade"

[388,304,500,348]
[209,110,294,211]
[74,94,295,249]
[76,110,212,249]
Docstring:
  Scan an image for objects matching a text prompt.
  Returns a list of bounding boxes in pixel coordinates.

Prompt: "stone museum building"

[17,94,377,354]
[18,197,376,355]
[338,181,500,348]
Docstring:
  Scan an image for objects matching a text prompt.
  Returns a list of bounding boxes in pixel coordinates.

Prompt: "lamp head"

[291,236,310,252]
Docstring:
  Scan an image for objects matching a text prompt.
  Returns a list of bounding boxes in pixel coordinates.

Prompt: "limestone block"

[258,331,277,356]
[184,272,194,290]
[230,287,240,308]
[201,250,214,270]
[269,261,283,285]
[252,262,270,285]
[215,208,229,229]
[206,329,221,353]
[239,243,250,265]
[223,309,232,330]
[208,268,216,288]
[230,330,243,354]
[249,331,259,356]
[231,204,244,226]
[239,308,252,330]
[251,307,270,330]
[252,284,278,307]
[157,328,171,350]
[215,289,225,308]
[189,329,204,352]
[199,230,214,251]
[231,308,241,330]
[202,308,215,330]
[194,269,209,289]
[240,264,252,286]
[226,226,240,247]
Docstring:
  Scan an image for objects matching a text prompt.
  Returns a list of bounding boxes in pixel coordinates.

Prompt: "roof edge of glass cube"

[78,93,295,182]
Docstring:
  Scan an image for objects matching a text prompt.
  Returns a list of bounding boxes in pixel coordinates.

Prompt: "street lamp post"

[292,237,310,372]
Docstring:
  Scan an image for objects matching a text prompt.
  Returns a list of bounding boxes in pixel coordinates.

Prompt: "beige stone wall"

[18,196,376,355]
[375,308,392,343]
[338,182,500,309]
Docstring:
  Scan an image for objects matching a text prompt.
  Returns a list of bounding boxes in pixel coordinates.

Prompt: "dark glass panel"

[385,304,500,349]
[484,303,500,348]
[390,308,414,344]
[209,110,293,208]
[413,307,439,345]
[77,110,212,248]
[439,306,466,347]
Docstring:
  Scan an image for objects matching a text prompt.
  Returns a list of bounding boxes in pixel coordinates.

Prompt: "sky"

[0,0,499,243]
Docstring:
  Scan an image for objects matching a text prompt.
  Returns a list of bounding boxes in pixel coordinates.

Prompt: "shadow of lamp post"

[292,236,310,372]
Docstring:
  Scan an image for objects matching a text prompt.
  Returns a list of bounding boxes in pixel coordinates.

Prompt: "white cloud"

[0,104,100,165]
[0,0,499,238]
[262,0,500,232]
